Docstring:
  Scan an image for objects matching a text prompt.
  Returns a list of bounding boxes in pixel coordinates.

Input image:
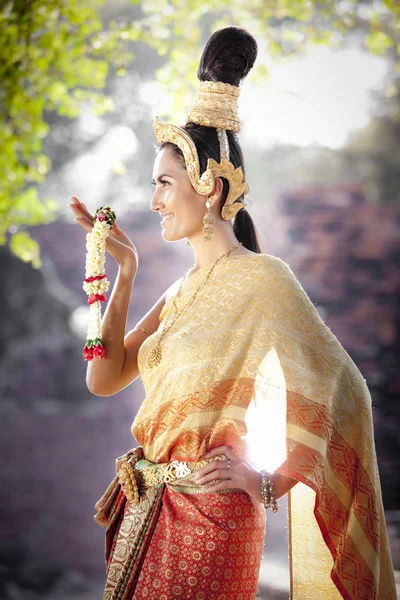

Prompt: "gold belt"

[116,447,228,506]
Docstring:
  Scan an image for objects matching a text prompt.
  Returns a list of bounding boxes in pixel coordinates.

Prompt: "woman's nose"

[150,190,160,213]
[150,187,167,213]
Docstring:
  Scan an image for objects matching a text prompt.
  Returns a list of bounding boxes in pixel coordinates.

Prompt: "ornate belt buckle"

[159,462,176,483]
[170,460,191,480]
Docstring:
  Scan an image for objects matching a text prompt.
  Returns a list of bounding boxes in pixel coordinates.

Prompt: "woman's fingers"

[195,473,231,485]
[195,459,231,484]
[204,445,235,460]
[73,217,93,233]
[69,202,91,220]
[70,196,94,222]
[195,470,232,486]
[195,446,237,483]
[69,197,96,231]
[199,480,234,493]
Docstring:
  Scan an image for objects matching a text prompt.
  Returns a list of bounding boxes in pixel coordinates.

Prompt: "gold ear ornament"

[203,199,215,241]
[207,158,247,220]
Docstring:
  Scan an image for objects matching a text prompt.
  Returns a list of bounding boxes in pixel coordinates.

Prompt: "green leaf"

[9,231,42,268]
[365,30,394,55]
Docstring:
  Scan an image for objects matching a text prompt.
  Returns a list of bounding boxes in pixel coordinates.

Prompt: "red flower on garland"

[83,345,94,361]
[93,344,106,359]
[88,294,107,304]
[85,274,107,283]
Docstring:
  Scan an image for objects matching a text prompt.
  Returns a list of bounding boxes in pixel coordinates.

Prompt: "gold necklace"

[147,242,243,369]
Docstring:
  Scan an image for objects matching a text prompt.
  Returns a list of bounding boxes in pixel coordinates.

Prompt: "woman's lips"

[161,214,174,225]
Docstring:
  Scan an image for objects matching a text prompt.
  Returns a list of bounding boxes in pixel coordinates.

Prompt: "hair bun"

[197,27,258,87]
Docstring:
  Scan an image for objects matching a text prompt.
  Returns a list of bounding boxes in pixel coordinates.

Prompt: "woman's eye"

[151,179,170,188]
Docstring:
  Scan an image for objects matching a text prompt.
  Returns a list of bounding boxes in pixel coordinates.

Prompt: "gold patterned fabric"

[131,252,396,599]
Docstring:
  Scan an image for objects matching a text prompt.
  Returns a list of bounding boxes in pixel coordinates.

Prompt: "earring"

[202,200,215,242]
[186,238,191,245]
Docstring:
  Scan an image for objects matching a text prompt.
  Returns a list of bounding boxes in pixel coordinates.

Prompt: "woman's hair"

[161,26,263,253]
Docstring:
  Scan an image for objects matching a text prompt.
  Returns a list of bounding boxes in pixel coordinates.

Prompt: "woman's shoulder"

[240,251,292,277]
[234,250,288,264]
[243,253,311,302]
[255,253,311,290]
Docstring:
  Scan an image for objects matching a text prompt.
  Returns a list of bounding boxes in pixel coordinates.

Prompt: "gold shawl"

[131,253,396,599]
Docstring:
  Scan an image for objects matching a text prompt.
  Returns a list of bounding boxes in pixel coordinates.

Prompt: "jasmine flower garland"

[82,205,116,361]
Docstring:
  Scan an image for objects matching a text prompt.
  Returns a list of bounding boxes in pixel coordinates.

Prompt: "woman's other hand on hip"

[194,445,263,504]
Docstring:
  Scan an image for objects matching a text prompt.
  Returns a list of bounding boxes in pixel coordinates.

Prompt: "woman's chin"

[161,229,185,243]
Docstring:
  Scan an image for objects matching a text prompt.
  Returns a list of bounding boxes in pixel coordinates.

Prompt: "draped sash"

[129,253,396,599]
[94,448,164,599]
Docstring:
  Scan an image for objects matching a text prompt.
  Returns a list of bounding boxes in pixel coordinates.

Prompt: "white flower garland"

[82,206,116,361]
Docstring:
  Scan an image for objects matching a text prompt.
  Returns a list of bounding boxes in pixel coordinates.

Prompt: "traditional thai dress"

[94,253,396,600]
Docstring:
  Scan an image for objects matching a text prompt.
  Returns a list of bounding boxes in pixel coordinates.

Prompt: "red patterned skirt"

[96,480,266,600]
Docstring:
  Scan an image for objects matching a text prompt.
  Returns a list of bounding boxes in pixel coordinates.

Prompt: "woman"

[69,27,396,600]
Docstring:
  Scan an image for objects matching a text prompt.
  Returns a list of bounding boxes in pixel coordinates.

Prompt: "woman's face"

[151,146,216,242]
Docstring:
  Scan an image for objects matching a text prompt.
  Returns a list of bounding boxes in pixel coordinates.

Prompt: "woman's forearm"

[249,470,298,505]
[273,471,298,499]
[86,260,136,394]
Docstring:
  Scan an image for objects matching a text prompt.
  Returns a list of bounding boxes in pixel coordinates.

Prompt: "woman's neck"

[186,225,253,273]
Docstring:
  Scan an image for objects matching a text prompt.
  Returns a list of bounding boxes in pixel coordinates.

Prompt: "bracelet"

[134,326,152,337]
[260,470,279,512]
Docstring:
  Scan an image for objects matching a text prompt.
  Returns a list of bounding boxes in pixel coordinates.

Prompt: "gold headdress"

[153,80,247,220]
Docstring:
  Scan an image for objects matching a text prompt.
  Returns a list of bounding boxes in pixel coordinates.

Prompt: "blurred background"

[1,1,400,598]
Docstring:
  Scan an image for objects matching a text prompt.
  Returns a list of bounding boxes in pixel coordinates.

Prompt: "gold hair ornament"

[185,80,241,132]
[154,117,247,220]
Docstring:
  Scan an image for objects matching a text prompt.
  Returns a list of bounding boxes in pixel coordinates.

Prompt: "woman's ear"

[209,177,224,208]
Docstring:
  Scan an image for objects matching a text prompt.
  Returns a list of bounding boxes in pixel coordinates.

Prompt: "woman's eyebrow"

[151,173,174,184]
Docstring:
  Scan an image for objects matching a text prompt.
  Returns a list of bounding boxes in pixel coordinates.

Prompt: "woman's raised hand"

[69,196,138,270]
